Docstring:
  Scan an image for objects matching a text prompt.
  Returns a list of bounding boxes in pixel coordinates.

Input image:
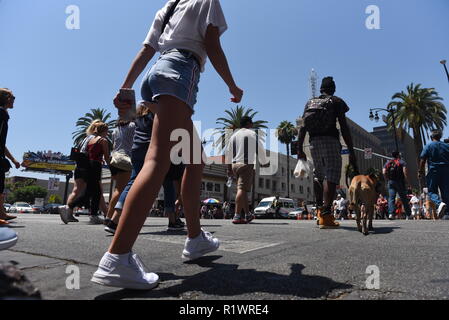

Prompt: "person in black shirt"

[297,77,358,229]
[0,89,22,224]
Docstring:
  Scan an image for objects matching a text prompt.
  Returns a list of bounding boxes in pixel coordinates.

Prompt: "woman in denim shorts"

[93,0,243,290]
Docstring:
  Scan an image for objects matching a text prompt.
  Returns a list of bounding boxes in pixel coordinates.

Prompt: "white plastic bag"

[294,159,313,179]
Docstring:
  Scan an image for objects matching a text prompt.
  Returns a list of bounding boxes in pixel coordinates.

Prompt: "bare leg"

[107,171,131,219]
[235,189,249,216]
[109,96,194,254]
[323,181,337,209]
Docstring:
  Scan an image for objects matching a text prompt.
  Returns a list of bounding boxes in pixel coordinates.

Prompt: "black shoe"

[104,218,112,226]
[175,218,185,227]
[168,221,185,231]
[104,220,118,234]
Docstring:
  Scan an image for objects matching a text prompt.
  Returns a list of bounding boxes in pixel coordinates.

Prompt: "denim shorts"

[141,49,201,110]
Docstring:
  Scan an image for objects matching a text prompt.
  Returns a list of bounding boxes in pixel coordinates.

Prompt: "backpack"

[385,159,404,181]
[303,96,335,135]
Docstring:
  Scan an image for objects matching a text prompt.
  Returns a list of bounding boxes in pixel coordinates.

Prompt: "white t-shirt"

[334,198,346,211]
[144,0,228,72]
[410,196,420,209]
[225,129,269,166]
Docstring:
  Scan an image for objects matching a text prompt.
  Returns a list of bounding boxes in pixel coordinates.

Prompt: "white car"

[9,202,33,214]
[288,208,306,219]
[254,197,296,219]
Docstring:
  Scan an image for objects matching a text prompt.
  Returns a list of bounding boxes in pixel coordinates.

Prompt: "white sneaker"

[91,252,159,290]
[59,206,70,224]
[437,202,447,219]
[182,229,220,261]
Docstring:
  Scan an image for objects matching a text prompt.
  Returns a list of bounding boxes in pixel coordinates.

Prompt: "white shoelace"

[201,229,214,241]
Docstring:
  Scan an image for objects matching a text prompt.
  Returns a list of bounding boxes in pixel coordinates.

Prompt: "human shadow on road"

[94,256,352,300]
[339,225,400,235]
[250,222,290,226]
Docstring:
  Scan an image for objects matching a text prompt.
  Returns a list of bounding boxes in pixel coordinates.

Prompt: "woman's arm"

[205,25,243,103]
[114,45,156,112]
[4,147,20,168]
[101,139,111,166]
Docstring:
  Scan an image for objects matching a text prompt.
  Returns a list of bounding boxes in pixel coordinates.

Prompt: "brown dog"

[348,174,382,236]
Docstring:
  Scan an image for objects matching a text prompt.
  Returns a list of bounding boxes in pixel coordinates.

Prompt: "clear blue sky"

[1,0,448,180]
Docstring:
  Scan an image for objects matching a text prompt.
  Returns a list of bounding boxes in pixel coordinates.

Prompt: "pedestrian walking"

[383,152,412,220]
[297,77,359,229]
[0,88,21,225]
[92,0,242,290]
[85,121,111,224]
[410,193,421,220]
[419,129,449,219]
[103,103,185,234]
[105,120,135,224]
[225,116,270,224]
[376,194,388,220]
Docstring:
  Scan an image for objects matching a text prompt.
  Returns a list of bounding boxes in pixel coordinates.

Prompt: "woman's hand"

[113,91,132,118]
[229,85,243,103]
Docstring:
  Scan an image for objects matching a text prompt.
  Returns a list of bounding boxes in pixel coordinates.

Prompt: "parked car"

[9,202,33,214]
[31,205,44,214]
[3,204,11,212]
[43,203,63,215]
[254,197,295,219]
[288,208,306,220]
[74,207,89,216]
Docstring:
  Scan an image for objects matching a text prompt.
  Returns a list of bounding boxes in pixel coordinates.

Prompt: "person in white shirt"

[410,193,421,220]
[225,116,269,224]
[93,0,243,290]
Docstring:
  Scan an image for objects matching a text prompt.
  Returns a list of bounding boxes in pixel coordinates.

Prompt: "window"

[215,184,221,192]
[291,184,295,193]
[207,182,214,192]
[300,186,304,194]
[201,182,205,191]
[272,181,277,192]
[282,183,286,191]
[282,167,285,176]
[291,170,294,178]
[259,178,264,188]
[307,187,311,194]
[266,180,271,190]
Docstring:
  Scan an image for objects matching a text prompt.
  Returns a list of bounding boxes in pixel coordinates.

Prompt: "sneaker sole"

[0,236,18,251]
[104,227,116,235]
[167,227,185,232]
[91,274,159,291]
[182,245,220,261]
[232,220,247,225]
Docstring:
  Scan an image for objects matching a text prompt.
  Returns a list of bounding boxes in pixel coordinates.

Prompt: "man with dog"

[297,77,359,229]
[419,129,449,219]
[383,151,412,220]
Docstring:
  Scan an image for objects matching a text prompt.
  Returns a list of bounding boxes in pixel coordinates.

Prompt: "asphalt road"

[1,214,449,300]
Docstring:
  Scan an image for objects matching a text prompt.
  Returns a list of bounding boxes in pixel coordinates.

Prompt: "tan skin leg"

[109,96,201,255]
[106,171,131,220]
[235,189,249,217]
[66,179,87,215]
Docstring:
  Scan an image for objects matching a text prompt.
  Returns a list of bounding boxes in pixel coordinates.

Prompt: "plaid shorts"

[309,136,342,185]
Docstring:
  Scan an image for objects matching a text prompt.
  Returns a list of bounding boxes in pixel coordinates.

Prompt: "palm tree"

[72,108,117,147]
[215,106,268,152]
[276,121,298,198]
[387,83,447,188]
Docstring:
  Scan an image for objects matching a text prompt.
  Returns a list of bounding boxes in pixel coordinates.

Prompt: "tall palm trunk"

[287,143,291,198]
[412,125,424,190]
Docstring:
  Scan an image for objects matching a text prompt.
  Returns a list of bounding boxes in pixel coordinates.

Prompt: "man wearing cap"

[297,77,358,229]
[419,129,449,219]
[226,116,269,224]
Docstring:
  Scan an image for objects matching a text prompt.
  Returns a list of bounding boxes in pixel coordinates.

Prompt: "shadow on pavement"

[94,256,352,300]
[339,225,400,235]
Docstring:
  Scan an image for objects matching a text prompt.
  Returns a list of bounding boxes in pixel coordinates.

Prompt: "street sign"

[364,148,373,160]
[48,178,60,191]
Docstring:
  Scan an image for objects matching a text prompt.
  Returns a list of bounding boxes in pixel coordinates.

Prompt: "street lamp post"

[441,60,449,84]
[369,106,399,153]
